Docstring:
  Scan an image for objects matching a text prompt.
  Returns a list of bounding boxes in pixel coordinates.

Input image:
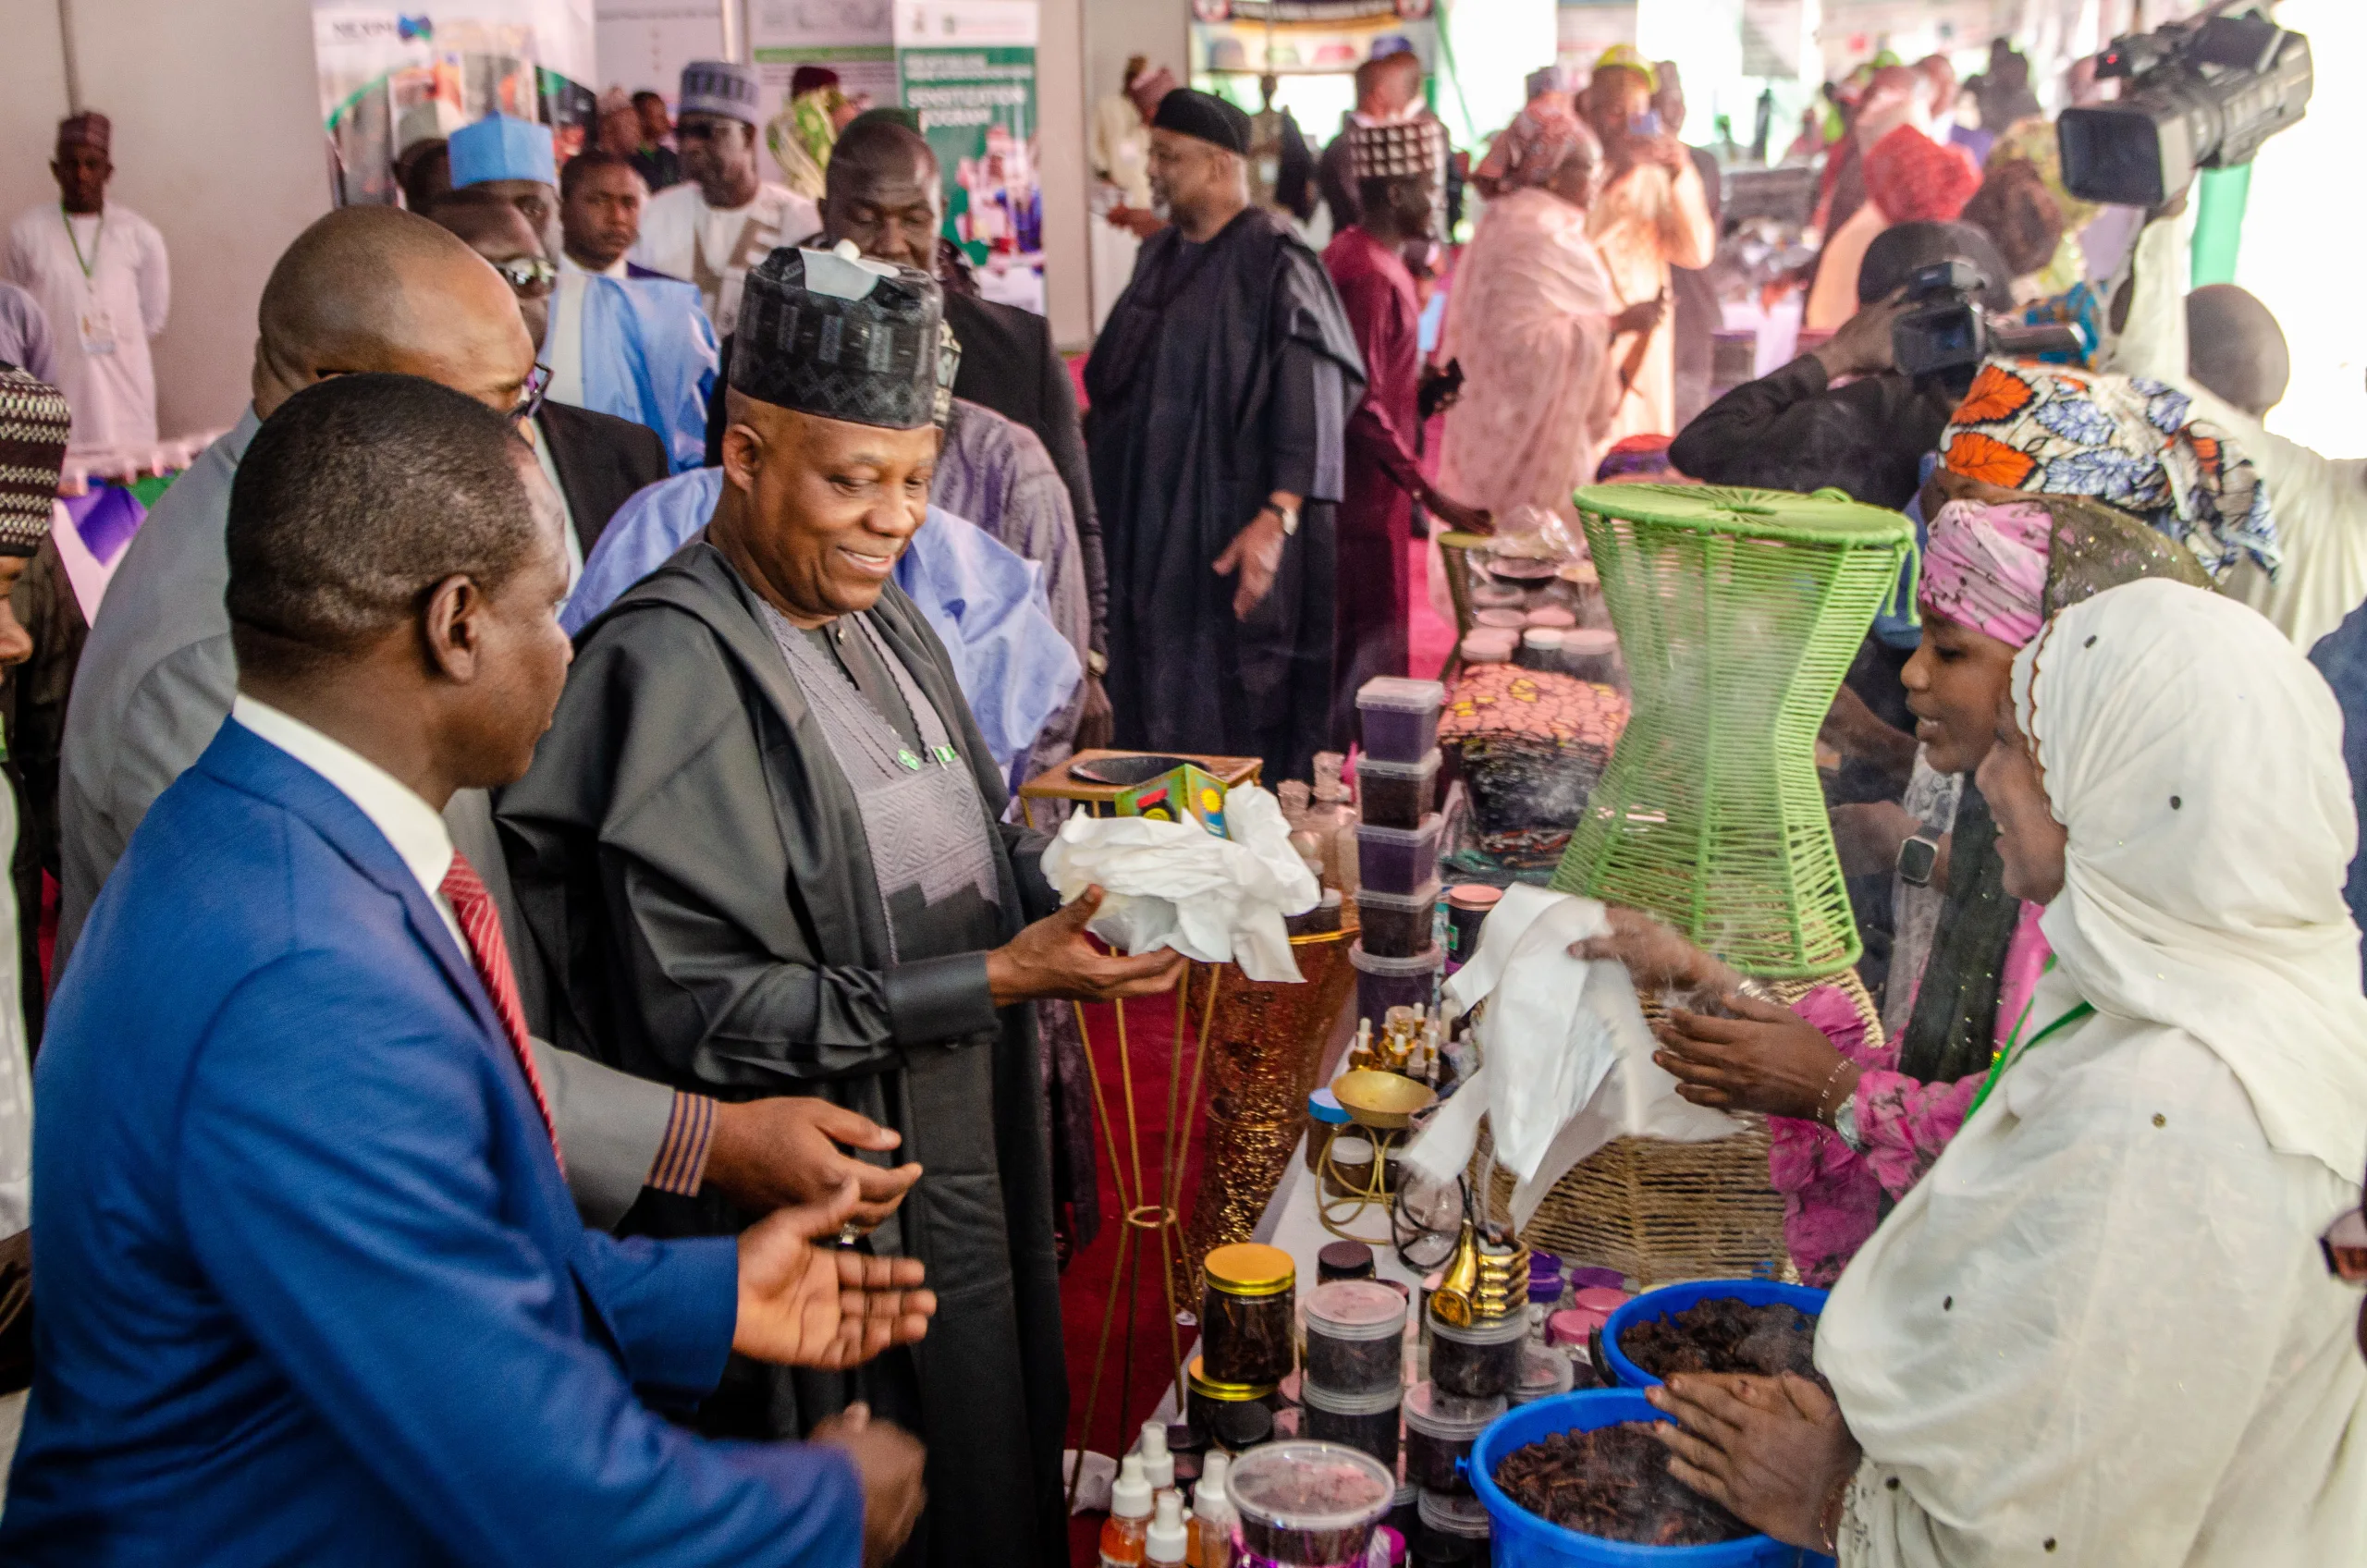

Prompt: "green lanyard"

[60,205,102,282]
[1966,984,2095,1120]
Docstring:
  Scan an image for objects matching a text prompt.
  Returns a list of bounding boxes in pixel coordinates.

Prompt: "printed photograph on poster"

[313,1,597,206]
[897,1,1043,315]
[748,0,899,195]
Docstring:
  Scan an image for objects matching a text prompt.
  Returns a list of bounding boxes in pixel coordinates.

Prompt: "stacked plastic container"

[1351,679,1447,1023]
[1296,1280,1409,1479]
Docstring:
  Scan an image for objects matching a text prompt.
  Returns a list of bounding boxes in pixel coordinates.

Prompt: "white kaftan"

[4,202,168,457]
[629,180,816,337]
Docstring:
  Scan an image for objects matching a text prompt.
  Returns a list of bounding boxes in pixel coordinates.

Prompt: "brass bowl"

[1331,1069,1436,1131]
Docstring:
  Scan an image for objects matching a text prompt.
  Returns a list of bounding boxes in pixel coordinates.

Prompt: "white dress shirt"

[546,253,629,410]
[229,694,464,951]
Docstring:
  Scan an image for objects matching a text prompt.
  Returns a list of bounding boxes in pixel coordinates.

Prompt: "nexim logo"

[398,14,435,43]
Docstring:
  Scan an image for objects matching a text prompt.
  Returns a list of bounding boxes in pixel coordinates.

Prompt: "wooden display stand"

[1020,750,1349,1501]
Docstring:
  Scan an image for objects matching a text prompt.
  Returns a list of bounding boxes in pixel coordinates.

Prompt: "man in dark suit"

[428,196,671,561]
[4,372,934,1563]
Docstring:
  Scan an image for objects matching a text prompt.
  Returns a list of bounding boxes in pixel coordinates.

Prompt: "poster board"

[1187,0,1438,79]
[313,1,599,205]
[596,0,728,101]
[747,0,1044,312]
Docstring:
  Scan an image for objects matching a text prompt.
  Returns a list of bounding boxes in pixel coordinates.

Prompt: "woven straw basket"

[1468,968,1880,1287]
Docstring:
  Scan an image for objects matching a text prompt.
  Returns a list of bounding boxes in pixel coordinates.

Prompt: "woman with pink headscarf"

[1581,492,2209,1283]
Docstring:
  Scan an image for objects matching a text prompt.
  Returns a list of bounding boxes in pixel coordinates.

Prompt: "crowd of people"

[0,27,2352,1568]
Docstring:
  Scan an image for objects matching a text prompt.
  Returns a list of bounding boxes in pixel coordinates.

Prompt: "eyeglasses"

[490,255,558,295]
[509,362,551,427]
[2322,1205,2367,1287]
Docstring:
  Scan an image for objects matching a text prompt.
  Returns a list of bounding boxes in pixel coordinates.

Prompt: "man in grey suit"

[58,206,921,1230]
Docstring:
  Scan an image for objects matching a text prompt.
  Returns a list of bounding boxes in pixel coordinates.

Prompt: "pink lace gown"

[1768,902,2051,1285]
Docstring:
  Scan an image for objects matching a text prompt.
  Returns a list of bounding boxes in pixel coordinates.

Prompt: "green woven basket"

[1551,484,1918,977]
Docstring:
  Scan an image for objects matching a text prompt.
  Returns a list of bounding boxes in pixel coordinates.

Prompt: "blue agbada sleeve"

[564,468,722,635]
[177,946,862,1568]
[895,505,1083,779]
[583,275,722,474]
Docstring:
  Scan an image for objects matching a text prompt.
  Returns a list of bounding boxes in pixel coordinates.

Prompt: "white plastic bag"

[1038,786,1320,983]
[1404,885,1737,1226]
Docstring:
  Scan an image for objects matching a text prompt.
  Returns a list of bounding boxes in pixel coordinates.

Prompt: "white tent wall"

[18,0,329,441]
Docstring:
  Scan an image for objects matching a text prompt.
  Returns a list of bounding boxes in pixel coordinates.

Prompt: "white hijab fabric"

[2013,577,2367,1182]
[1818,579,2367,1566]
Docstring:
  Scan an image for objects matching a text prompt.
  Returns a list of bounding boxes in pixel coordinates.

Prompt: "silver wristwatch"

[1265,500,1300,537]
[1831,1093,1863,1151]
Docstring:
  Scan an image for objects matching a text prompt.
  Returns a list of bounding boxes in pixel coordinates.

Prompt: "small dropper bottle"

[1138,1418,1177,1504]
[1098,1452,1152,1566]
[1145,1491,1190,1567]
[1188,1452,1235,1568]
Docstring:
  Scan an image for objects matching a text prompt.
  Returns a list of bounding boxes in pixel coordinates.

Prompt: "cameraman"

[1669,220,2013,509]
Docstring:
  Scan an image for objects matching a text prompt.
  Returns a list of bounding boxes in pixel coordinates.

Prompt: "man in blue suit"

[0,372,933,1564]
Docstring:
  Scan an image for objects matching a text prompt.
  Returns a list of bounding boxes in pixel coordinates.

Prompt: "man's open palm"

[733,1181,937,1367]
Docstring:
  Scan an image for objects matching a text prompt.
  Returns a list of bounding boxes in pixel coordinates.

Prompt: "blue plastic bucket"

[1467,1389,1827,1567]
[1601,1280,1828,1390]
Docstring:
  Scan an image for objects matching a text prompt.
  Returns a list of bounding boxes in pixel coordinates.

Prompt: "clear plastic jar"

[1299,1379,1402,1470]
[1303,1279,1409,1396]
[1400,1380,1503,1494]
[1425,1305,1527,1400]
[1200,1243,1296,1386]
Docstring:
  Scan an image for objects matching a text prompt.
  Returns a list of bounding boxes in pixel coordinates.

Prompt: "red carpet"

[1058,986,1207,1563]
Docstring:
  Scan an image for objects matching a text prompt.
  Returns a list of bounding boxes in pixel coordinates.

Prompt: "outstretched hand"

[987,885,1187,1006]
[1649,1372,1860,1551]
[1655,992,1857,1121]
[1422,488,1493,535]
[733,1179,936,1368]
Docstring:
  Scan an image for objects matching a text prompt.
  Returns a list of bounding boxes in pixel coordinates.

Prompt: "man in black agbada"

[1086,88,1364,785]
[497,246,1182,1568]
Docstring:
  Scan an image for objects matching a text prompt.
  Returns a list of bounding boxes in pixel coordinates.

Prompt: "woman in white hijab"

[1647,579,2367,1564]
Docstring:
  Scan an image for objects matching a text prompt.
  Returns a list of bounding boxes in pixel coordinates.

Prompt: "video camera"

[1891,262,2088,385]
[2058,7,2312,208]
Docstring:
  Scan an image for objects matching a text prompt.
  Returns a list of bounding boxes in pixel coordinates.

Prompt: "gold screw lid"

[1186,1354,1279,1402]
[1203,1243,1295,1298]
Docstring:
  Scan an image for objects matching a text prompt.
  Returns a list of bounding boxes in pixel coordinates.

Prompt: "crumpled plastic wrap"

[1039,786,1320,983]
[1403,885,1737,1227]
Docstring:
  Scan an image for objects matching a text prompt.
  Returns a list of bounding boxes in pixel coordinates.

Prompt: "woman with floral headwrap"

[1932,357,2277,582]
[1579,485,2212,1284]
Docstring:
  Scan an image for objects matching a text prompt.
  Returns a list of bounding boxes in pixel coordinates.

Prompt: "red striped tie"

[439,851,563,1170]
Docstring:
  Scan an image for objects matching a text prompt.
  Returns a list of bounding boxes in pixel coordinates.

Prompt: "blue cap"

[448,114,557,189]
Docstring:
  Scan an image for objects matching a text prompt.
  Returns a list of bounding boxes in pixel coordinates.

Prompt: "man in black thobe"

[1086,89,1364,785]
[497,247,1182,1568]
